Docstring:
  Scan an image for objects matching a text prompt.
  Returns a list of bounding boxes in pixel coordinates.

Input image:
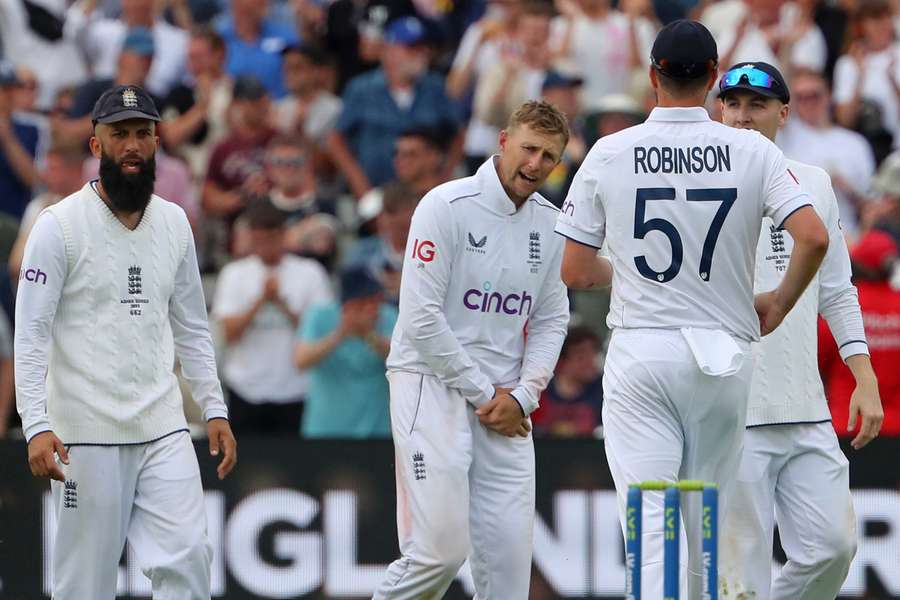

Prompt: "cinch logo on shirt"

[463,281,532,315]
[19,267,47,285]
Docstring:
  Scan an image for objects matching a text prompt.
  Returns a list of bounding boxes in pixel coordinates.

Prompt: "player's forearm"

[846,354,878,389]
[404,304,495,405]
[561,243,612,289]
[775,241,827,313]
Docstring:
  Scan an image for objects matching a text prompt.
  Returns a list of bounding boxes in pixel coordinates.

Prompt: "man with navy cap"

[718,61,882,600]
[15,84,235,599]
[556,20,831,599]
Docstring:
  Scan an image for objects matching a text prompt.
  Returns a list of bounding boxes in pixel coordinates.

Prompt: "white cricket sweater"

[15,183,228,444]
[747,160,868,426]
[387,158,570,415]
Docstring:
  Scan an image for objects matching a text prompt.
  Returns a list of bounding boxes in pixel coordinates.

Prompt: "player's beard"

[98,150,156,214]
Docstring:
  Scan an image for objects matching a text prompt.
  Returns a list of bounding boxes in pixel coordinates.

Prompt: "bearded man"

[14,85,236,599]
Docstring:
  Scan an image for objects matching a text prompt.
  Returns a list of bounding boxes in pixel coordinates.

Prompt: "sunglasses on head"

[719,66,780,92]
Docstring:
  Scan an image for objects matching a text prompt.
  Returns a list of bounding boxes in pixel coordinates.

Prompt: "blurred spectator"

[64,0,189,98]
[472,2,554,130]
[539,67,587,207]
[355,125,445,237]
[778,69,875,238]
[266,135,335,219]
[62,26,161,143]
[593,93,645,139]
[324,0,417,90]
[264,135,339,268]
[551,0,656,114]
[447,0,523,172]
[160,25,233,180]
[346,181,420,303]
[202,75,276,226]
[0,0,88,111]
[0,304,11,438]
[0,61,40,221]
[292,0,328,48]
[213,200,332,435]
[531,326,603,438]
[390,125,447,195]
[215,0,299,98]
[294,265,396,438]
[11,66,40,115]
[329,16,460,198]
[709,0,827,73]
[9,141,85,279]
[863,150,900,244]
[834,0,900,162]
[820,230,900,436]
[274,44,342,145]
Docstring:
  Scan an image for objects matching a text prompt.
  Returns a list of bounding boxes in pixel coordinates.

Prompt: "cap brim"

[94,110,160,124]
[718,83,783,101]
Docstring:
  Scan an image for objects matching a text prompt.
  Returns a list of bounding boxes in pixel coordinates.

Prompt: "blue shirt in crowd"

[298,302,398,438]
[335,69,458,186]
[215,16,299,98]
[0,117,39,220]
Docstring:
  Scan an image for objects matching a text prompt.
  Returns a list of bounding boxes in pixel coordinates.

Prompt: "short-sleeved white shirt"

[556,106,811,341]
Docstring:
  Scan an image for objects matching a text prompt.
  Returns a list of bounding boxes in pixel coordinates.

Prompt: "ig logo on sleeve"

[412,239,436,264]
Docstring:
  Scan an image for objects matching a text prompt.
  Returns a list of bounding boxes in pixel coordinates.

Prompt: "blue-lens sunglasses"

[719,65,779,92]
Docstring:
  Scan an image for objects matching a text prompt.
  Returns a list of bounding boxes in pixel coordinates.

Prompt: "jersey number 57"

[633,187,737,283]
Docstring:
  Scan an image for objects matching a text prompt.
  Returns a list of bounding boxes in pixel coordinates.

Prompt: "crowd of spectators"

[0,0,898,440]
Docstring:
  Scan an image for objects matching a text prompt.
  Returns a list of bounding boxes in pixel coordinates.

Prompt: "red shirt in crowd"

[819,280,900,436]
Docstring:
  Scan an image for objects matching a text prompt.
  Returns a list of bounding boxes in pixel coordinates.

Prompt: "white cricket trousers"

[50,431,213,600]
[373,371,535,600]
[720,422,856,600]
[602,328,753,600]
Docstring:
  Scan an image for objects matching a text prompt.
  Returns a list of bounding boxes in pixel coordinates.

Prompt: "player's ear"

[89,126,103,159]
[779,103,790,128]
[498,128,508,152]
[648,66,659,90]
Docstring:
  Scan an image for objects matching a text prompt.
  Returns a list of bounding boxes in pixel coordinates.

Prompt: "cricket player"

[373,100,570,600]
[15,85,236,599]
[555,20,830,599]
[718,62,883,600]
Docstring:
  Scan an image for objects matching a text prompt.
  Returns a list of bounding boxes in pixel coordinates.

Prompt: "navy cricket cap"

[718,61,790,104]
[650,19,718,80]
[91,85,160,125]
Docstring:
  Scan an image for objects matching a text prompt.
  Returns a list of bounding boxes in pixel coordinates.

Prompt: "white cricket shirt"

[556,106,812,342]
[747,159,868,426]
[387,158,570,415]
[213,254,332,403]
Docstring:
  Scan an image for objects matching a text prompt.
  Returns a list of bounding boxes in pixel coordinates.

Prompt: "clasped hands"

[475,386,531,438]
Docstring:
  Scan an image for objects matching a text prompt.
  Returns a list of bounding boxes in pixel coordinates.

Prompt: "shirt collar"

[476,155,525,216]
[647,106,712,123]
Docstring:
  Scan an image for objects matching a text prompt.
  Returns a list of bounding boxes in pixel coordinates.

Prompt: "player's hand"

[754,290,789,336]
[208,419,237,480]
[27,431,68,482]
[848,379,883,450]
[475,389,530,437]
